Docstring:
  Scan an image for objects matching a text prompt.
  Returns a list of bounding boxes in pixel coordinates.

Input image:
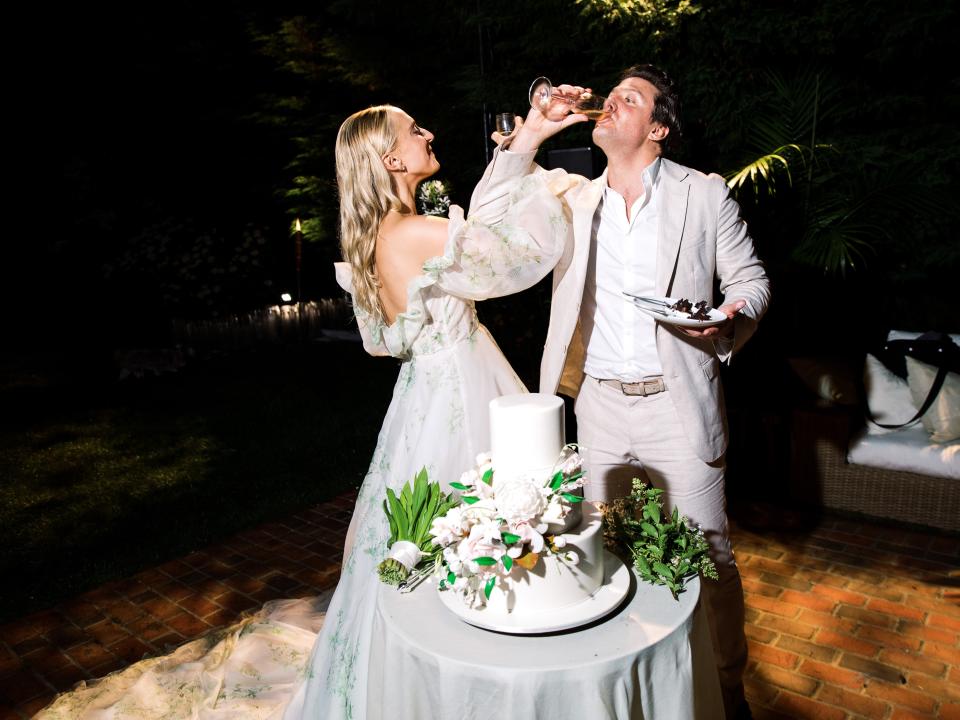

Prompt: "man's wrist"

[507,128,541,154]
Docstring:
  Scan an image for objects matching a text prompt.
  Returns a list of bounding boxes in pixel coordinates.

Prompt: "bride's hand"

[490,115,524,147]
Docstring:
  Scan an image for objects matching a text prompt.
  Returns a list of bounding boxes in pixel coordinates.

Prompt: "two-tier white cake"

[437,393,629,633]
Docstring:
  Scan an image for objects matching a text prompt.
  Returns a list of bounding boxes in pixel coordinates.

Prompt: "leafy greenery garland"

[602,479,718,599]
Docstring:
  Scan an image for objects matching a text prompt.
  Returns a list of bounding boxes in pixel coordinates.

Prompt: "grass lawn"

[0,341,397,622]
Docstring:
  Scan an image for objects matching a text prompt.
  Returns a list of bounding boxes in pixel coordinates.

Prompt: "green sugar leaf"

[550,472,564,491]
[473,556,497,566]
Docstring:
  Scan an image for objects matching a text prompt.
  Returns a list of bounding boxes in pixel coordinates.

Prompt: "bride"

[37,104,574,720]
[284,104,571,718]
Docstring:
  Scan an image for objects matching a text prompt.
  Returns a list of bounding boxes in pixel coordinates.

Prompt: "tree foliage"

[37,0,957,339]
[246,0,955,338]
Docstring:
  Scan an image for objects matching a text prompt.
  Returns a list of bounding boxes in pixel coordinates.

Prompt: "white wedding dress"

[37,168,569,720]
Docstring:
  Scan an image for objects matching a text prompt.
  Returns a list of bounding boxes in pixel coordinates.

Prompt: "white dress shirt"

[581,158,663,381]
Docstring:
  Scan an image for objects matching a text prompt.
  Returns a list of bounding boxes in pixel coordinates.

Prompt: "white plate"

[625,294,728,328]
[437,550,631,634]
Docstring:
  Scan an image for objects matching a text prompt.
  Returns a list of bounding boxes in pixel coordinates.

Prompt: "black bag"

[867,331,960,430]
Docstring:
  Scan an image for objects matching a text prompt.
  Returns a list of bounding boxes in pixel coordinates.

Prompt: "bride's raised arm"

[423,163,576,301]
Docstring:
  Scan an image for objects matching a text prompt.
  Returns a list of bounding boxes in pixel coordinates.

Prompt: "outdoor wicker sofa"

[789,404,959,533]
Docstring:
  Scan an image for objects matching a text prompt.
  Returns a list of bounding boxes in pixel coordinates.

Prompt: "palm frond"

[725,144,805,199]
[755,69,842,150]
[794,193,878,272]
[794,223,875,275]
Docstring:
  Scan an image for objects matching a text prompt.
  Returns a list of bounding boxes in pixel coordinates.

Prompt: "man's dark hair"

[619,64,682,155]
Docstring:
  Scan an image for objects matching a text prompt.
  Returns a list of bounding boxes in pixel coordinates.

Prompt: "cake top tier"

[489,393,565,486]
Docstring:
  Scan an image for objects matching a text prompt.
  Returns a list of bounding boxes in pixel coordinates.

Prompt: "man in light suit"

[470,65,770,718]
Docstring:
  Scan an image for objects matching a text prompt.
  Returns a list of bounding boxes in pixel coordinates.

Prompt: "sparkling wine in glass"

[528,77,609,122]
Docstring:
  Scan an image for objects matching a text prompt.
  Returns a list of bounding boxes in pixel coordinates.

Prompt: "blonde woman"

[33,105,575,720]
[283,105,573,719]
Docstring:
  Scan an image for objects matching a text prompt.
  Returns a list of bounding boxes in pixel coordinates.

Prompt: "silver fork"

[623,295,670,316]
[622,291,671,308]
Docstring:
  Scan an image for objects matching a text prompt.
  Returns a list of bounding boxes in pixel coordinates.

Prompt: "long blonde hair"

[335,105,404,323]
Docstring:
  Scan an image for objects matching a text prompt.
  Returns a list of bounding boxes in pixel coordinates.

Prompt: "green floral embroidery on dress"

[240,661,263,679]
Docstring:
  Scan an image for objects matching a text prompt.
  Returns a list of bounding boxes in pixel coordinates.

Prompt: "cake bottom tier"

[485,502,605,615]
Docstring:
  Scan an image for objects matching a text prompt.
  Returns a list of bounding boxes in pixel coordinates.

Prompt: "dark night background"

[2,0,957,618]
[11,1,958,353]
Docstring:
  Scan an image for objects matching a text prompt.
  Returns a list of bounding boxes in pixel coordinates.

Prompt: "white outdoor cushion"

[907,357,960,443]
[863,353,917,434]
[863,330,960,435]
[847,425,960,479]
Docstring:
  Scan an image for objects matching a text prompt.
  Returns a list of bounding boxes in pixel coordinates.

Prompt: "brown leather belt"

[596,376,667,396]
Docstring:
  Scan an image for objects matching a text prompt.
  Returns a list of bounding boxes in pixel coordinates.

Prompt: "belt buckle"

[636,378,664,396]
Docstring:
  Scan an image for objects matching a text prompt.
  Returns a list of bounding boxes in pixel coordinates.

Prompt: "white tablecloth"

[368,571,724,720]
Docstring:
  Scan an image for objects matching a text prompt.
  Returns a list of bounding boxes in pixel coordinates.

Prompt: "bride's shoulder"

[379,213,448,256]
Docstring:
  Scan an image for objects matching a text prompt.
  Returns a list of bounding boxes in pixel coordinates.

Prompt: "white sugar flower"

[453,576,486,609]
[475,452,492,468]
[442,546,463,575]
[556,446,583,477]
[459,468,479,488]
[541,495,572,527]
[475,475,496,499]
[462,498,498,525]
[475,518,503,544]
[496,478,547,524]
[553,535,567,548]
[429,506,467,547]
[457,524,505,571]
[511,521,545,554]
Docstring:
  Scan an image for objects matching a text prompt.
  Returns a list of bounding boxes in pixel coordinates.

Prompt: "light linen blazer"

[469,147,771,463]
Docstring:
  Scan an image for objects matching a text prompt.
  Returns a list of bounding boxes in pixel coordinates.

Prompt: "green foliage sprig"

[603,478,717,599]
[378,468,458,586]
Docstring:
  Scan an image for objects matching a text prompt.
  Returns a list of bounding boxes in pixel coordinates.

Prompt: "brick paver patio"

[1,494,957,719]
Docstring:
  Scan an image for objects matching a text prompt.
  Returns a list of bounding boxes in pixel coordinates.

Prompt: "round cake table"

[367,571,724,720]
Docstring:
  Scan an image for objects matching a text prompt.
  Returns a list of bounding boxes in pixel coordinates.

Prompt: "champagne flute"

[495,112,516,136]
[529,77,609,122]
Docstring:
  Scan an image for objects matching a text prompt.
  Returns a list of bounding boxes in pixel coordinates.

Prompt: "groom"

[470,64,770,718]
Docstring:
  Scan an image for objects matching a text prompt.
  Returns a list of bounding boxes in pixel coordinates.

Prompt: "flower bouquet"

[602,478,718,599]
[377,468,459,587]
[416,179,451,217]
[428,447,585,609]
